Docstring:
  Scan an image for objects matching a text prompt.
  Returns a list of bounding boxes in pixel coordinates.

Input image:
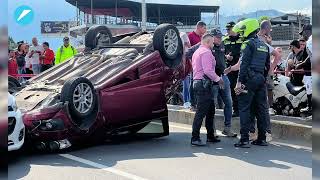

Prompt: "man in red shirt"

[40,42,55,72]
[8,49,18,76]
[188,21,207,110]
[188,21,207,46]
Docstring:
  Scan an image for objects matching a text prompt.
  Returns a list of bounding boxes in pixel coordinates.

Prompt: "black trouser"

[238,73,269,142]
[249,102,271,134]
[191,80,215,140]
[41,64,53,72]
[228,71,239,114]
[189,73,196,108]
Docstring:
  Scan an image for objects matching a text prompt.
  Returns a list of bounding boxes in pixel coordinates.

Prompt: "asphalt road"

[5,122,312,180]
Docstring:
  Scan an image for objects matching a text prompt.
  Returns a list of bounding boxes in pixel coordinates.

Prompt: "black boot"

[301,94,312,114]
[234,139,250,148]
[207,134,221,143]
[251,139,268,146]
[232,111,239,117]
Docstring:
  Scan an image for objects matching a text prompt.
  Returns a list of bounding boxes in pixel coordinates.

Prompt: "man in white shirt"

[28,37,44,74]
[299,24,312,115]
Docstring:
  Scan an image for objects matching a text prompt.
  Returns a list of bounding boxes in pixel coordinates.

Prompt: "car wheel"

[85,25,113,50]
[61,77,98,121]
[8,76,21,94]
[153,24,183,68]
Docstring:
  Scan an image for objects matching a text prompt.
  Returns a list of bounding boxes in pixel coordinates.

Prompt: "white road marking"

[17,9,31,21]
[59,154,149,180]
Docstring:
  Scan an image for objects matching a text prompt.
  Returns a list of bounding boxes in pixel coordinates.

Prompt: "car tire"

[8,76,21,94]
[85,25,113,50]
[61,77,98,122]
[153,24,183,68]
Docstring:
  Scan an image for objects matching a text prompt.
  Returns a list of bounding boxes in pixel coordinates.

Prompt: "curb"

[167,105,312,143]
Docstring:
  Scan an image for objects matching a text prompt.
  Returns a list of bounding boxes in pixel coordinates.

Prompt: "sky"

[0,0,8,26]
[7,0,312,51]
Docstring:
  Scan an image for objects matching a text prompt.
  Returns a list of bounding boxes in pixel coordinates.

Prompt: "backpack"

[16,54,26,67]
[60,45,75,56]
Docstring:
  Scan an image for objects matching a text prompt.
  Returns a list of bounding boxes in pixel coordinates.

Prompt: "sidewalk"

[168,105,312,144]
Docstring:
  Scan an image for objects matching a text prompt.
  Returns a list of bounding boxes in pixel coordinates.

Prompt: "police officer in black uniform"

[223,22,243,117]
[233,18,271,148]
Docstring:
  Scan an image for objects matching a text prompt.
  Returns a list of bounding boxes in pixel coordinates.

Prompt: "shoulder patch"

[241,40,249,50]
[222,36,229,42]
[257,45,269,53]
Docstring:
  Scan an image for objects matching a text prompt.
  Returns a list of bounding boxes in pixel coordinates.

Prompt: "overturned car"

[15,24,189,151]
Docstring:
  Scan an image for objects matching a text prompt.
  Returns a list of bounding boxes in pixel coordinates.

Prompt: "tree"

[8,36,17,50]
[258,16,270,24]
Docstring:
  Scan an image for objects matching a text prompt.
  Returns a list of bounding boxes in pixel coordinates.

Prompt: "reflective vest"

[55,45,77,65]
[242,37,269,74]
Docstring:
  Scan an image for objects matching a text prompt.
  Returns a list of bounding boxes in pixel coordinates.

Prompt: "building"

[270,13,311,41]
[65,0,220,49]
[66,0,220,32]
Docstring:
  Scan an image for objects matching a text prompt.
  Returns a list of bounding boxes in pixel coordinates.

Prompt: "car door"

[100,70,168,127]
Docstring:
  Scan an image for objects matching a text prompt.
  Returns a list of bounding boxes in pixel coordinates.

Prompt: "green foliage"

[258,16,270,24]
[8,36,17,50]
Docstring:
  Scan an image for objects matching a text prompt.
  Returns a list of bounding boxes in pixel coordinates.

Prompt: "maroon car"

[14,24,189,151]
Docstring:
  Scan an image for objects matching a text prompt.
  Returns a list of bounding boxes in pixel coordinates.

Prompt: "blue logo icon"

[14,5,34,26]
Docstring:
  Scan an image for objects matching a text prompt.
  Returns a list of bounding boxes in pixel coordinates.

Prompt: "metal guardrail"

[70,16,217,28]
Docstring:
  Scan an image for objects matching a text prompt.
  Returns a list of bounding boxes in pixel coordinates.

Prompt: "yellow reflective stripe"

[241,43,247,50]
[257,47,269,52]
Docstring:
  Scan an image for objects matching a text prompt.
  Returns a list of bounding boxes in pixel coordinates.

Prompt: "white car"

[8,92,25,151]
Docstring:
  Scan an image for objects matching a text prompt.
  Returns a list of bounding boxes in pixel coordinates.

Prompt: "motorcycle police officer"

[223,22,244,117]
[232,19,271,148]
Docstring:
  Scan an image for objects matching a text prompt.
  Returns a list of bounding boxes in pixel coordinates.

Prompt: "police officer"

[232,19,271,148]
[223,22,243,117]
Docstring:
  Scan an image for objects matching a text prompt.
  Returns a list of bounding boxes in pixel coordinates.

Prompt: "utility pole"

[141,0,147,31]
[91,0,93,24]
[76,1,79,26]
[115,0,118,24]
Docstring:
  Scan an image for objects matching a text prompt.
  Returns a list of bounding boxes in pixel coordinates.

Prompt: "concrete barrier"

[168,105,312,143]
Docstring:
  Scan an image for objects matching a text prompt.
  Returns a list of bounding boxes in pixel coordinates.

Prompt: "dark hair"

[17,43,24,52]
[298,38,306,42]
[43,42,49,47]
[196,21,206,27]
[290,40,300,49]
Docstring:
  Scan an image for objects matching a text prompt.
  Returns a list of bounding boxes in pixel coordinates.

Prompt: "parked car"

[14,24,189,151]
[8,92,25,151]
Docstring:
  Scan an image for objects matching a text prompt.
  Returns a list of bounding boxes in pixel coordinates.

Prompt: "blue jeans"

[32,64,41,75]
[183,74,191,103]
[18,67,26,83]
[212,75,233,128]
